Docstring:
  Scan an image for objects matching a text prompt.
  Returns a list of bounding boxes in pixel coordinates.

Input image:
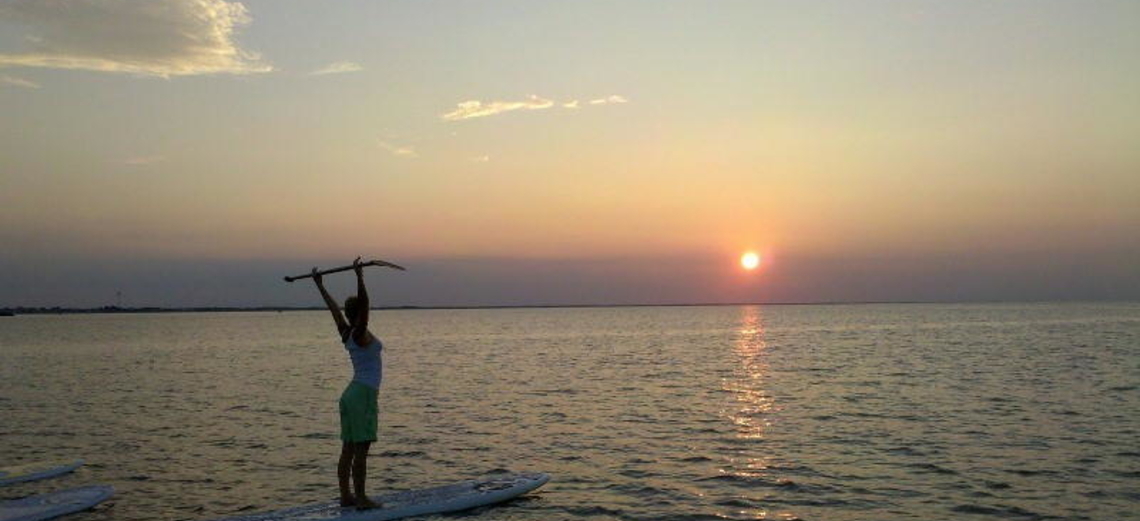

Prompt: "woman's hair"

[343,296,359,324]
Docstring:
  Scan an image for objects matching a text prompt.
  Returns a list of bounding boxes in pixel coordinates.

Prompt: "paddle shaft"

[284,259,406,282]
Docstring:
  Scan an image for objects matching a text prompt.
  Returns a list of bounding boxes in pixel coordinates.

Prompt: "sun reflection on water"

[713,306,801,520]
[725,305,777,440]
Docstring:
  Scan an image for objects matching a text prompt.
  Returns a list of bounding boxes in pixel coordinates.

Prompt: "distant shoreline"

[1,300,1132,316]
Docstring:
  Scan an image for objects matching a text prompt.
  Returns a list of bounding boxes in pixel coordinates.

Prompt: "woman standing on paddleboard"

[312,257,383,510]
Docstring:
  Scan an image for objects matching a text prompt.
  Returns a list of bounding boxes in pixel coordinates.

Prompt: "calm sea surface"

[1,303,1138,521]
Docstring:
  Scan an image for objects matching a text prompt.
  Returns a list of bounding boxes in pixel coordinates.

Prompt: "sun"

[741,251,761,270]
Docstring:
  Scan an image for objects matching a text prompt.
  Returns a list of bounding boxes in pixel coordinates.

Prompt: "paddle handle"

[284,259,406,282]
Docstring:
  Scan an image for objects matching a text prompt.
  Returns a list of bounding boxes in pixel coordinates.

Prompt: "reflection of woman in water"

[311,258,383,509]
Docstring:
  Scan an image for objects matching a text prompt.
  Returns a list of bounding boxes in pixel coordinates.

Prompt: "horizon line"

[3,299,1137,316]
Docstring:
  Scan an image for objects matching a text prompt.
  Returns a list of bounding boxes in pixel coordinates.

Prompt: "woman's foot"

[339,495,356,507]
[355,497,381,510]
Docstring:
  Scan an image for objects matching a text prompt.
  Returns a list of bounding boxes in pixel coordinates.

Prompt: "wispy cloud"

[441,95,555,121]
[310,61,362,76]
[0,0,271,77]
[589,95,628,105]
[124,155,165,166]
[442,94,628,121]
[0,75,39,89]
[378,140,417,158]
[470,155,491,163]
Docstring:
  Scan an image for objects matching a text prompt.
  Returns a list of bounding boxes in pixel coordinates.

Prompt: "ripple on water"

[949,503,1056,520]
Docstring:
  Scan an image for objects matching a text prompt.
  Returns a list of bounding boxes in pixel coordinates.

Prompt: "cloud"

[470,155,491,163]
[310,61,362,76]
[0,0,271,77]
[442,94,628,121]
[0,75,39,89]
[441,95,555,121]
[124,155,165,165]
[377,140,417,158]
[589,95,628,105]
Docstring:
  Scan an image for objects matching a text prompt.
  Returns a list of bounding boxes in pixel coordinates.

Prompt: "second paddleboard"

[0,485,113,521]
[0,461,83,487]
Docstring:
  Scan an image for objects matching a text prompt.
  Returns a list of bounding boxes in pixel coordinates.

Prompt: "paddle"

[284,259,406,282]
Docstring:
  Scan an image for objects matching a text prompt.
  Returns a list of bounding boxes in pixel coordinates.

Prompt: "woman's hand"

[352,256,364,277]
[311,267,323,285]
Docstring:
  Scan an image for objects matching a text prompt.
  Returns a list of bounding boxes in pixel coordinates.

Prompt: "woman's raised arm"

[351,258,370,344]
[313,267,349,337]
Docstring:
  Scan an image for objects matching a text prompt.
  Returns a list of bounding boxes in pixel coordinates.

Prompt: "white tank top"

[344,329,382,389]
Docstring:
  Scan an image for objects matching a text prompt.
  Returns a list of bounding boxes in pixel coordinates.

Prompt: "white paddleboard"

[0,485,113,521]
[213,472,549,521]
[0,461,83,487]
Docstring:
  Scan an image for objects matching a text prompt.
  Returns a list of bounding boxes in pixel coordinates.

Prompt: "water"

[1,303,1138,521]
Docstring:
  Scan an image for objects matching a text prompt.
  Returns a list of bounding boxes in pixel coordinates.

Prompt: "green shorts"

[339,381,378,443]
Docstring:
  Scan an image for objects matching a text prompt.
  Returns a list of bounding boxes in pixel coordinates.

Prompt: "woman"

[312,258,383,510]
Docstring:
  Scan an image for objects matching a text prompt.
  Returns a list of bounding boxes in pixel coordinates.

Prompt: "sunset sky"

[2,0,1138,307]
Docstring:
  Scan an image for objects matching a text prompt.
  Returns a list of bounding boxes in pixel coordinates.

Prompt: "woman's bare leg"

[338,442,355,506]
[352,441,379,509]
